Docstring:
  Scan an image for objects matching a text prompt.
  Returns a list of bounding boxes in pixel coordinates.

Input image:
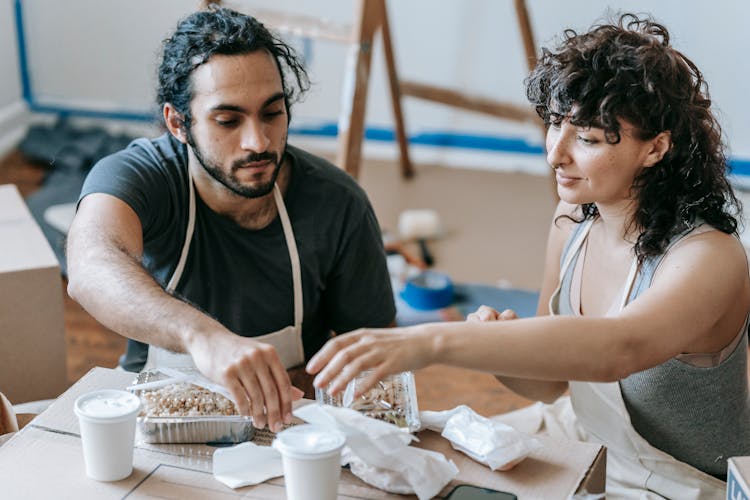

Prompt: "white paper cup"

[272,424,346,500]
[74,389,141,481]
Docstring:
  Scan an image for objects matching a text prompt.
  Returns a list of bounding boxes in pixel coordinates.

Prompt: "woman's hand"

[466,305,518,322]
[305,326,433,397]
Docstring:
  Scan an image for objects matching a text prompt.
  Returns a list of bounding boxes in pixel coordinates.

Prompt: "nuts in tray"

[315,370,420,431]
[349,379,409,428]
[139,382,238,417]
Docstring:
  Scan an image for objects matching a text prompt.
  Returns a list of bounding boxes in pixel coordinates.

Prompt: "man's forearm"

[67,240,221,353]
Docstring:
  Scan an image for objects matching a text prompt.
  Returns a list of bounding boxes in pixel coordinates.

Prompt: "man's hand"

[466,305,518,323]
[188,332,302,432]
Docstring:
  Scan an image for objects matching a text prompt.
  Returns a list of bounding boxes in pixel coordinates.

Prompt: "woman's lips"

[556,172,582,187]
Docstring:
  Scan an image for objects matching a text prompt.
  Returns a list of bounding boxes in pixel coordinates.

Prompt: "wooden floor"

[1,149,533,416]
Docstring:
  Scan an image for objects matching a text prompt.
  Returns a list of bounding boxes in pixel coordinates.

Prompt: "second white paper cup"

[74,389,141,482]
[273,424,346,500]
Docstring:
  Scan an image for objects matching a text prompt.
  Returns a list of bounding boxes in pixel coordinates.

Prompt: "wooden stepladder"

[203,1,544,184]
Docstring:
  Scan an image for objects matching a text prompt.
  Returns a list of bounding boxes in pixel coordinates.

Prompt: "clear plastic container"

[131,369,254,444]
[315,370,420,432]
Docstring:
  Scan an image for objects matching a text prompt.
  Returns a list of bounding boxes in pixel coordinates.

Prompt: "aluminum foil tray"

[132,369,254,444]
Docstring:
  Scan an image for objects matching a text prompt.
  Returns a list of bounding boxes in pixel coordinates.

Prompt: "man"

[66,6,395,432]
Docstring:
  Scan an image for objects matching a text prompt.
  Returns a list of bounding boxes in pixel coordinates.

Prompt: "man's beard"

[186,130,285,199]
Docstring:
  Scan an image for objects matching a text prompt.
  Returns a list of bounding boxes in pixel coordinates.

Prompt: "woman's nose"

[546,128,571,168]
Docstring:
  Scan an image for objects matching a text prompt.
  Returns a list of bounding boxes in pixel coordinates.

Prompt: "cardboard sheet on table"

[415,430,602,498]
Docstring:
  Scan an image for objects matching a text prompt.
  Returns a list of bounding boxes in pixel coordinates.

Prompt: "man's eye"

[577,135,598,145]
[264,110,284,119]
[216,118,238,127]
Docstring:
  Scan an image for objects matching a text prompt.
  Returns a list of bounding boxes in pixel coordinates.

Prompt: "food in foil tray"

[139,382,238,417]
[315,370,420,431]
[132,369,253,444]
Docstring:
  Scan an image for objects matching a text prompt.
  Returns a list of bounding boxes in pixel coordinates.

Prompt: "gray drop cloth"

[20,118,137,276]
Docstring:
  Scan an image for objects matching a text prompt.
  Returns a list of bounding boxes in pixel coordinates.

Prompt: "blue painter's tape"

[14,0,31,102]
[730,158,750,178]
[28,104,157,122]
[400,271,454,311]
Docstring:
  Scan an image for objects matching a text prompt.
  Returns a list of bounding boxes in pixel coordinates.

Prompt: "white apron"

[144,173,305,370]
[497,220,726,499]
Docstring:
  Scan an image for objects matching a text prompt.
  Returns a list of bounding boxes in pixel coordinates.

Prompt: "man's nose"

[241,120,271,153]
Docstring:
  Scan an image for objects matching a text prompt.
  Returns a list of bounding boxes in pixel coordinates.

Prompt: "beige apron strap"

[166,172,196,293]
[145,172,198,370]
[273,184,303,331]
[616,257,639,311]
[548,219,594,315]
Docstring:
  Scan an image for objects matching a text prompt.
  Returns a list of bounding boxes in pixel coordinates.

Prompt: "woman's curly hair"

[157,5,310,130]
[526,13,739,262]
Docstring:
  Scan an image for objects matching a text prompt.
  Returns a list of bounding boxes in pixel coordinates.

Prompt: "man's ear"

[163,103,188,144]
[643,131,672,168]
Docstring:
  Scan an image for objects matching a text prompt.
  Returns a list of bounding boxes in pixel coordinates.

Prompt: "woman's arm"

[484,201,576,402]
[308,220,749,396]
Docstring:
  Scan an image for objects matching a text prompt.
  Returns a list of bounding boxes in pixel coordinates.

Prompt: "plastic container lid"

[74,389,142,423]
[272,424,345,460]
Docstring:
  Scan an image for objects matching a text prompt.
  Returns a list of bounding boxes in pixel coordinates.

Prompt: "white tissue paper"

[420,405,542,471]
[212,441,283,488]
[294,403,458,500]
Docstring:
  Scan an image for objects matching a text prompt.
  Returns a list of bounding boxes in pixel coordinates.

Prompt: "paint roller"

[398,209,442,267]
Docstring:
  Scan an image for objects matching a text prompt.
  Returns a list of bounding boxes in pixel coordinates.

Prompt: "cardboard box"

[0,184,68,403]
[0,367,605,499]
[729,457,750,500]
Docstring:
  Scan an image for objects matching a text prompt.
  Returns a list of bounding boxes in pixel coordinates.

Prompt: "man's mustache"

[232,152,278,169]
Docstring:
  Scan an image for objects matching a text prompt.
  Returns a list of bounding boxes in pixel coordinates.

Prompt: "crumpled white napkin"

[212,441,283,488]
[420,405,542,471]
[294,404,458,500]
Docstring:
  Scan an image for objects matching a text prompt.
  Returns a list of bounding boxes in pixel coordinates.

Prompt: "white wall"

[0,0,28,157]
[10,0,750,167]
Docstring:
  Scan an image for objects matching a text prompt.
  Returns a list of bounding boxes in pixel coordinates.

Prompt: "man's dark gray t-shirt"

[79,133,395,371]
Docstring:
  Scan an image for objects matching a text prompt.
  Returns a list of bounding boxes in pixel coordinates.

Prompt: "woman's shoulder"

[668,224,746,261]
[657,224,749,286]
[647,224,750,355]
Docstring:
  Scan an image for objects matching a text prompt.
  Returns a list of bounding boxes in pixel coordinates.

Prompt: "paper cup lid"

[74,389,141,422]
[273,424,345,459]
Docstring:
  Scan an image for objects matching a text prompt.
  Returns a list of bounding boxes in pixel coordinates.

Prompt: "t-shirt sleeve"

[78,140,178,242]
[325,199,396,333]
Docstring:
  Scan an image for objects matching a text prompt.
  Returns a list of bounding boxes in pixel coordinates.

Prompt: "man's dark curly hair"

[526,13,740,262]
[157,5,310,130]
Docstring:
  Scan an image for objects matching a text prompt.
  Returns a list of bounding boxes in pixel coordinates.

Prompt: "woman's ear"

[163,103,188,144]
[643,131,672,168]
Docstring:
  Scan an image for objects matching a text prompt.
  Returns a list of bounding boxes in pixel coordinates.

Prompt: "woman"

[307,14,750,499]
